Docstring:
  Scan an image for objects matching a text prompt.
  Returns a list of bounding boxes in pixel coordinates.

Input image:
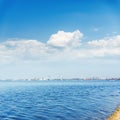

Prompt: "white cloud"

[88,35,120,48]
[47,30,83,48]
[0,39,54,63]
[0,30,120,63]
[87,35,120,57]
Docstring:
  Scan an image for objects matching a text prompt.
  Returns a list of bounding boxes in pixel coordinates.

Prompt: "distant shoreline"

[0,78,120,82]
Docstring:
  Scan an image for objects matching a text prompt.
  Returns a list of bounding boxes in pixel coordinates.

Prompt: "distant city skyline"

[0,0,120,79]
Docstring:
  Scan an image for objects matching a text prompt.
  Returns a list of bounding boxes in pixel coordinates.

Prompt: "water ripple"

[0,80,120,120]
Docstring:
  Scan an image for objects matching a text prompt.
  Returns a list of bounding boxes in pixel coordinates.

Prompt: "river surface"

[0,80,120,120]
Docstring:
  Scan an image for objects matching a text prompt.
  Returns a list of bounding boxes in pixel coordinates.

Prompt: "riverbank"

[108,106,120,120]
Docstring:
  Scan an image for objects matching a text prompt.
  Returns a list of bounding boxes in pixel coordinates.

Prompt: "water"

[0,80,120,120]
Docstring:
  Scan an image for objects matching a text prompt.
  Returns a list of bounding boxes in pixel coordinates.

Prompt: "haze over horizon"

[0,0,120,79]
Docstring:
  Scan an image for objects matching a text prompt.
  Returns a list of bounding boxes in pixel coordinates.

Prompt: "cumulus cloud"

[0,30,120,63]
[47,30,83,48]
[2,40,48,56]
[88,35,120,48]
[0,39,55,63]
[87,35,120,57]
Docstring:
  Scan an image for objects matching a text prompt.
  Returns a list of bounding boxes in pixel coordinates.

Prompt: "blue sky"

[1,0,120,41]
[0,0,120,79]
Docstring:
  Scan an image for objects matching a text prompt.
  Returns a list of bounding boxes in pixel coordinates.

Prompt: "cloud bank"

[0,30,120,63]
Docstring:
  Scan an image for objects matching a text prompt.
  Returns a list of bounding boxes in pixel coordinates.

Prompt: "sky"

[0,0,120,79]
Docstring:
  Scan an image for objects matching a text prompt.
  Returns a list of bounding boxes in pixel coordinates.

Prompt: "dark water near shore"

[0,80,120,120]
